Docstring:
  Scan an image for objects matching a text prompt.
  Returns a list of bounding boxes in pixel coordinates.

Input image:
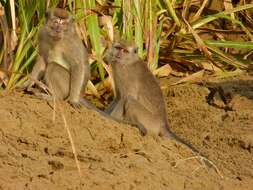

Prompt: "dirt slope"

[0,75,252,190]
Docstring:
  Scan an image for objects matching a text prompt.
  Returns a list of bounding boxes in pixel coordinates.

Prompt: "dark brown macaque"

[22,8,90,108]
[104,40,202,154]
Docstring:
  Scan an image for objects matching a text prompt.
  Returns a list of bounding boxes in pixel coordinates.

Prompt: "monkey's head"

[45,8,74,40]
[105,40,139,66]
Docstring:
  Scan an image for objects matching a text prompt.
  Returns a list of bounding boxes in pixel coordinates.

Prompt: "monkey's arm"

[67,56,90,107]
[20,56,46,89]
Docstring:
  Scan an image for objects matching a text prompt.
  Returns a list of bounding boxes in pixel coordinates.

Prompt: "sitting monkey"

[22,8,90,108]
[104,40,203,154]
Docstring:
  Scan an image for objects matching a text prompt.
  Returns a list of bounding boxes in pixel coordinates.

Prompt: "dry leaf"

[96,77,112,91]
[169,70,205,86]
[170,71,186,77]
[153,64,172,77]
[201,62,222,72]
[86,80,101,98]
[224,0,235,20]
[99,15,113,42]
[191,0,209,22]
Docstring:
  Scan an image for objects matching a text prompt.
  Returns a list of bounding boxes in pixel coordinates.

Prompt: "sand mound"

[0,75,252,189]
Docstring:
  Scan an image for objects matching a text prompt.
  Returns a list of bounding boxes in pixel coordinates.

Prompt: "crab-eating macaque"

[21,8,90,108]
[104,40,203,154]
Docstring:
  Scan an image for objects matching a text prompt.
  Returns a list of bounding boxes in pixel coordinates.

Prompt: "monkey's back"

[137,61,167,116]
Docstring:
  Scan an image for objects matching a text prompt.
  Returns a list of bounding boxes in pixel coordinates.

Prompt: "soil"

[0,75,252,190]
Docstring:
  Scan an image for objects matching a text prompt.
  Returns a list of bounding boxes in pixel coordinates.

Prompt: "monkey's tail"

[162,125,205,158]
[79,98,109,116]
[163,125,219,173]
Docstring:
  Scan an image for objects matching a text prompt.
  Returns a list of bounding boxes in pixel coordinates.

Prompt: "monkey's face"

[105,40,139,66]
[45,8,73,40]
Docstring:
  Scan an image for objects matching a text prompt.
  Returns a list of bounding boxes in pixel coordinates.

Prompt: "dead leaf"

[191,0,209,22]
[201,62,222,72]
[153,64,172,77]
[169,70,205,86]
[224,0,235,21]
[86,80,101,98]
[99,15,113,42]
[170,71,186,77]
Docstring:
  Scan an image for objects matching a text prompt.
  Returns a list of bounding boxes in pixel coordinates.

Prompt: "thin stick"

[173,155,224,179]
[191,0,209,22]
[59,105,82,178]
[52,95,56,122]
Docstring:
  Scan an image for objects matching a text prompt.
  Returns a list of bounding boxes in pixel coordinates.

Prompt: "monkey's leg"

[44,62,70,100]
[124,97,207,157]
[105,99,146,135]
[20,56,46,89]
[106,97,149,135]
[109,99,125,119]
[124,96,161,136]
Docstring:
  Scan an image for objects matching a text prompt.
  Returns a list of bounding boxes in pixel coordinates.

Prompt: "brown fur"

[105,40,167,136]
[21,8,90,108]
[52,8,69,19]
[105,40,204,155]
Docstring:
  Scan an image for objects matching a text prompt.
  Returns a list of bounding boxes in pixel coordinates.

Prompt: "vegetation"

[0,0,252,99]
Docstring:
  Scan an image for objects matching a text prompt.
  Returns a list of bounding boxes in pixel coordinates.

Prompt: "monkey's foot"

[30,92,53,100]
[16,82,32,91]
[68,100,82,109]
[136,125,147,136]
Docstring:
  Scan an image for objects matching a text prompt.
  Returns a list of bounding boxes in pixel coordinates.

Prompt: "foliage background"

[0,0,252,101]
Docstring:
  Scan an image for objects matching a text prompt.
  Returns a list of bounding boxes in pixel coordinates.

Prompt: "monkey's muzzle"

[104,44,129,65]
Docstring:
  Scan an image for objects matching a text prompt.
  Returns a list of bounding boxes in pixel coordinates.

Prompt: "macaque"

[22,8,90,108]
[104,40,202,153]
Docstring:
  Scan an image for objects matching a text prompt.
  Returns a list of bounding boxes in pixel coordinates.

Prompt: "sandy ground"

[0,75,252,190]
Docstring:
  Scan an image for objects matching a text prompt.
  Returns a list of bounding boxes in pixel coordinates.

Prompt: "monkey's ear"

[68,15,74,22]
[45,9,52,21]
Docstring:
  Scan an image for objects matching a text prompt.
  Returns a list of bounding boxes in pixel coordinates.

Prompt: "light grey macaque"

[22,8,90,108]
[104,40,202,154]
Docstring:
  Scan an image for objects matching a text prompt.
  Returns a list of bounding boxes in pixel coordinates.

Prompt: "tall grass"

[0,0,252,93]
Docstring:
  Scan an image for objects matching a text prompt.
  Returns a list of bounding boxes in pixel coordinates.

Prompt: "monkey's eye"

[114,46,122,50]
[52,19,60,24]
[115,46,129,53]
[122,49,129,53]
